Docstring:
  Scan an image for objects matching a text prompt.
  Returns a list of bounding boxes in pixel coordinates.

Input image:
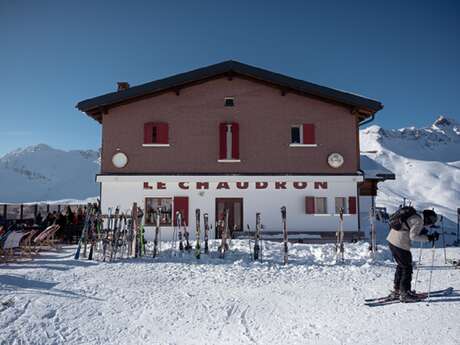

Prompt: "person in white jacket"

[387,209,439,302]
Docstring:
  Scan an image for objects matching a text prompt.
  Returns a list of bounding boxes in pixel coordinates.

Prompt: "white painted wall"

[98,175,362,241]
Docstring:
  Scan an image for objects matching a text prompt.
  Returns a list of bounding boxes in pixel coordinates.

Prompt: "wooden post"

[20,204,24,220]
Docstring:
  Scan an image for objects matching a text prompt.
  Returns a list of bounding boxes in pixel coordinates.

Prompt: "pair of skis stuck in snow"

[248,207,288,264]
[169,209,210,259]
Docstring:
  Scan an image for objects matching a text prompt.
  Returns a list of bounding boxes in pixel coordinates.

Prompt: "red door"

[173,196,189,226]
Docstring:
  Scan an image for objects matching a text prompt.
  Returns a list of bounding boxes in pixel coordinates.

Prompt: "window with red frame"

[219,122,239,160]
[144,122,169,144]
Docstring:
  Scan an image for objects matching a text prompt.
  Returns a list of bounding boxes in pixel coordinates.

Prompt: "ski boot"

[388,289,400,300]
[400,290,422,303]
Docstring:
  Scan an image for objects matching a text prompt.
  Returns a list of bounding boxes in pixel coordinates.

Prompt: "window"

[143,122,169,146]
[290,123,316,146]
[315,197,327,214]
[224,97,234,107]
[291,126,301,144]
[305,196,328,214]
[219,122,240,161]
[334,197,357,214]
[335,197,346,214]
[145,198,172,226]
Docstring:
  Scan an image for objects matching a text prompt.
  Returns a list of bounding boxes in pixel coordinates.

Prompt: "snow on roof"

[360,155,395,180]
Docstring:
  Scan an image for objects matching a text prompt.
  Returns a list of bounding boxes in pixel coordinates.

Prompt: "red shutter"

[144,123,154,144]
[219,123,227,159]
[156,123,169,144]
[348,196,357,214]
[303,124,316,145]
[231,122,239,159]
[305,197,315,214]
[173,196,189,226]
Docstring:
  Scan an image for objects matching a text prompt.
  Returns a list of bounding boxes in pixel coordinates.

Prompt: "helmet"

[422,209,438,226]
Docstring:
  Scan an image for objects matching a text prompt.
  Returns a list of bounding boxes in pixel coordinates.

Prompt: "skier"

[387,208,439,302]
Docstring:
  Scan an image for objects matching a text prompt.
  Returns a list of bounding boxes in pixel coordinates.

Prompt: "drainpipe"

[359,114,375,127]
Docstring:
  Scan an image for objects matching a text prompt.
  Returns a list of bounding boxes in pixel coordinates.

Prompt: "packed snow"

[1,241,459,345]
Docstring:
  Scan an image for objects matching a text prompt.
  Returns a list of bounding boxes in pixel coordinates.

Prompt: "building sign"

[143,181,328,190]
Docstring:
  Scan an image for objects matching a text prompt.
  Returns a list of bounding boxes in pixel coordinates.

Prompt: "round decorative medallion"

[327,153,344,168]
[112,152,128,168]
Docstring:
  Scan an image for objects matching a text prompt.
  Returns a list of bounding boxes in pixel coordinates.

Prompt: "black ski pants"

[389,243,413,292]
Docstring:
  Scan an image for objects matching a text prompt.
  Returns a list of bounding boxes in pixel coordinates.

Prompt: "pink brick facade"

[101,76,359,174]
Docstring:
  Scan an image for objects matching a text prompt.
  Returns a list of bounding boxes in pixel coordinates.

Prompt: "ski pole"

[413,242,424,292]
[427,240,436,303]
[441,216,447,265]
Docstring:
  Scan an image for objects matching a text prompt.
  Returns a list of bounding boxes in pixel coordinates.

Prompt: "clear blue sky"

[1,0,459,156]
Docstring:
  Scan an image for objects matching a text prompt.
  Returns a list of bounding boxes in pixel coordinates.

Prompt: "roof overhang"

[76,60,383,124]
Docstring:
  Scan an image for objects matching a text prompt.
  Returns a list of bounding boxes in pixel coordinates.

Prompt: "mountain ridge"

[360,115,460,223]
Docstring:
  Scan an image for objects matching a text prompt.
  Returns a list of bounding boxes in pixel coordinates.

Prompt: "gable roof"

[76,60,383,123]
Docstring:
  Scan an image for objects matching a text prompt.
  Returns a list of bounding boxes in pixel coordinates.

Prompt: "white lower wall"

[98,175,362,241]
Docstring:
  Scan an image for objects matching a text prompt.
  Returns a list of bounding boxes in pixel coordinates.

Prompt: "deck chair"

[33,225,61,252]
[1,231,30,263]
[20,229,39,258]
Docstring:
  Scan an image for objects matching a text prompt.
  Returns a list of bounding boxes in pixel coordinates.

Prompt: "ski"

[369,206,377,257]
[281,206,288,265]
[135,205,144,257]
[203,213,209,254]
[336,208,345,262]
[109,207,120,262]
[102,207,113,261]
[176,211,184,252]
[133,203,141,258]
[219,209,229,259]
[364,287,454,306]
[153,207,161,258]
[195,209,201,259]
[253,212,261,261]
[74,204,93,260]
[126,210,134,258]
[88,205,98,260]
[183,212,192,251]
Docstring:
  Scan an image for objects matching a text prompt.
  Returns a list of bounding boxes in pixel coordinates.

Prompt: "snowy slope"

[360,116,460,223]
[1,241,459,345]
[0,144,100,203]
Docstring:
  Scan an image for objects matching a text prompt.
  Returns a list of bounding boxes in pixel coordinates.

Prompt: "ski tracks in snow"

[1,243,460,345]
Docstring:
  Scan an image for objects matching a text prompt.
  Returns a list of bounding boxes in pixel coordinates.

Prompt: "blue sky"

[1,0,459,155]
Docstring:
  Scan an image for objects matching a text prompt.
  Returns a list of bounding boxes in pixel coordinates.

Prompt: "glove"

[420,228,429,235]
[427,231,439,242]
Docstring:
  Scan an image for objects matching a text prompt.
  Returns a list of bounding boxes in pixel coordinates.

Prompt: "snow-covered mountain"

[0,144,100,203]
[360,116,460,223]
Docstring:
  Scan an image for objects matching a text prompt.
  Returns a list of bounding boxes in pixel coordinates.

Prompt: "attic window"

[224,97,234,107]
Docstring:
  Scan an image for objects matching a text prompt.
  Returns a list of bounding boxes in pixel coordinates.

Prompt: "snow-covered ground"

[1,240,459,345]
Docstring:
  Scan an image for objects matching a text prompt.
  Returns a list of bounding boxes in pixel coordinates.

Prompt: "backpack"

[388,206,418,231]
